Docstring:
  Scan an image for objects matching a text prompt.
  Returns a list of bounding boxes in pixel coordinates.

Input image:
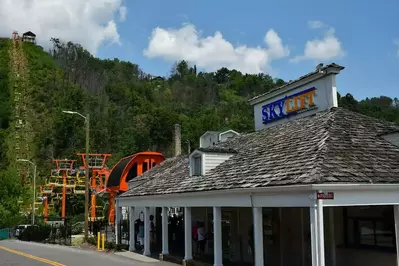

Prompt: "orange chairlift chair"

[106,151,165,225]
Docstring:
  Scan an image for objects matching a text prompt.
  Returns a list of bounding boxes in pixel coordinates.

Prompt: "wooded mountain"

[0,38,398,227]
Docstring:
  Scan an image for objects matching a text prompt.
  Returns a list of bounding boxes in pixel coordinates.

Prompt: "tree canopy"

[0,38,398,225]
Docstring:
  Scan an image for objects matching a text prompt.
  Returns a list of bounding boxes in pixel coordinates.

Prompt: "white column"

[394,205,399,266]
[213,207,223,266]
[115,201,121,245]
[162,207,169,254]
[310,205,319,266]
[129,207,135,251]
[329,208,336,266]
[184,207,193,260]
[317,198,325,266]
[253,207,264,266]
[143,207,151,256]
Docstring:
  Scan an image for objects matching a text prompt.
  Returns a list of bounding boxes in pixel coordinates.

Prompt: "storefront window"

[344,206,395,251]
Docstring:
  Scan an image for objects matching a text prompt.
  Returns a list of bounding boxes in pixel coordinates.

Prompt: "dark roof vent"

[316,63,324,71]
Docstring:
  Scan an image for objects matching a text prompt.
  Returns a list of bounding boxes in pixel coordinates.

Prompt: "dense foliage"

[0,38,398,225]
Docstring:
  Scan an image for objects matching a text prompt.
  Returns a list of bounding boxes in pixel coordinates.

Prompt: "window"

[126,163,137,182]
[344,206,395,251]
[193,156,202,176]
[143,161,148,173]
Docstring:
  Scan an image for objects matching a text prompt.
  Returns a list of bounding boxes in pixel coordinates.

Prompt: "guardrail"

[0,228,10,240]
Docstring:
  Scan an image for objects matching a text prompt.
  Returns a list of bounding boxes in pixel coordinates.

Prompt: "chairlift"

[74,182,85,194]
[55,175,63,187]
[48,175,58,185]
[74,175,86,194]
[65,175,76,188]
[42,183,54,194]
[96,205,105,220]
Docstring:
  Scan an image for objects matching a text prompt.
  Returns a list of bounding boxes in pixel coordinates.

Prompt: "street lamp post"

[62,110,90,242]
[17,159,36,225]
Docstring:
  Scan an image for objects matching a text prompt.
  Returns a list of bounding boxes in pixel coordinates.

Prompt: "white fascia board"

[311,184,399,207]
[248,67,341,106]
[117,183,399,208]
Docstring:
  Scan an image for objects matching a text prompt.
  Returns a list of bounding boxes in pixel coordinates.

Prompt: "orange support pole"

[109,192,115,225]
[91,194,96,221]
[137,161,143,176]
[62,171,66,217]
[44,197,48,222]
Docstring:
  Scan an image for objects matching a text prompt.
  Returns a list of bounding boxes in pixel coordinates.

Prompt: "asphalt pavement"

[0,240,176,266]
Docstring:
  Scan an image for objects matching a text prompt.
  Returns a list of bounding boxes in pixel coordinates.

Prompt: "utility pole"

[33,163,36,225]
[84,113,90,242]
[62,110,90,242]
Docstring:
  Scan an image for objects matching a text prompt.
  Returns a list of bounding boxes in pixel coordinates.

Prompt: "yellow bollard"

[97,232,100,250]
[101,233,105,251]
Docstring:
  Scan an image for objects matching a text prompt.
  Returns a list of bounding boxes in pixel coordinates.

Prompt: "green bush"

[87,236,96,245]
[71,222,83,235]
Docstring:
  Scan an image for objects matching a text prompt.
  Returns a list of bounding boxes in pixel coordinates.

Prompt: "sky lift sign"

[262,87,317,124]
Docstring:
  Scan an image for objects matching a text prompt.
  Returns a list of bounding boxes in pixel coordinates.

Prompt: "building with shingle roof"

[116,63,399,266]
[22,31,36,43]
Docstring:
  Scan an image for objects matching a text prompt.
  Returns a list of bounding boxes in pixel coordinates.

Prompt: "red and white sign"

[317,192,334,200]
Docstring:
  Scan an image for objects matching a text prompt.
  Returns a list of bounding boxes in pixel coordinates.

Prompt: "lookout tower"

[22,31,36,44]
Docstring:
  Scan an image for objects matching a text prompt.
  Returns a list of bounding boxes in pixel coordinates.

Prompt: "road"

[0,240,175,266]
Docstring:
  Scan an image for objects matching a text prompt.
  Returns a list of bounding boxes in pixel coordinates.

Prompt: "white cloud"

[0,0,124,55]
[308,20,325,29]
[143,24,289,74]
[119,6,127,22]
[291,21,345,62]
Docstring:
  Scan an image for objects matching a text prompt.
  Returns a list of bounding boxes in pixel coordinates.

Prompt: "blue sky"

[96,0,399,101]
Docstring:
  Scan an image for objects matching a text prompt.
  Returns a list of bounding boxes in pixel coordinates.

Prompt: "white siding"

[383,132,399,147]
[200,132,219,148]
[219,131,237,142]
[204,152,234,174]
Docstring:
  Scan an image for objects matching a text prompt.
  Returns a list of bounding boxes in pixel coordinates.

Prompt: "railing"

[0,228,10,240]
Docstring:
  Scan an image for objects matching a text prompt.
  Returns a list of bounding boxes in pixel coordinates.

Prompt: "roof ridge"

[307,110,335,183]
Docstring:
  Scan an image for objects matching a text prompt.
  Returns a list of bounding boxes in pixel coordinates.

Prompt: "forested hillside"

[0,38,398,227]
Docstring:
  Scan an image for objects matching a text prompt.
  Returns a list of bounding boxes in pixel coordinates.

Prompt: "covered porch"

[116,183,399,266]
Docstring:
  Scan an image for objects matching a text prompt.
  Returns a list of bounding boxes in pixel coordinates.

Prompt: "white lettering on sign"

[317,192,334,200]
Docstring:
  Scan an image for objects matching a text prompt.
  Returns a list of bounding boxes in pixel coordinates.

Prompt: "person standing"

[197,222,206,257]
[192,221,198,256]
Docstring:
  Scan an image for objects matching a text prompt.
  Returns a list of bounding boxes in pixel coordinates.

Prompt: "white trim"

[213,207,223,266]
[118,183,399,208]
[253,207,264,266]
[218,129,240,141]
[161,207,169,254]
[317,197,325,266]
[310,205,318,266]
[143,207,151,256]
[321,189,399,206]
[184,207,193,260]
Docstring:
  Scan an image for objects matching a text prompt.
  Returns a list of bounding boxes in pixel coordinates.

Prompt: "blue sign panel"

[262,87,317,124]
